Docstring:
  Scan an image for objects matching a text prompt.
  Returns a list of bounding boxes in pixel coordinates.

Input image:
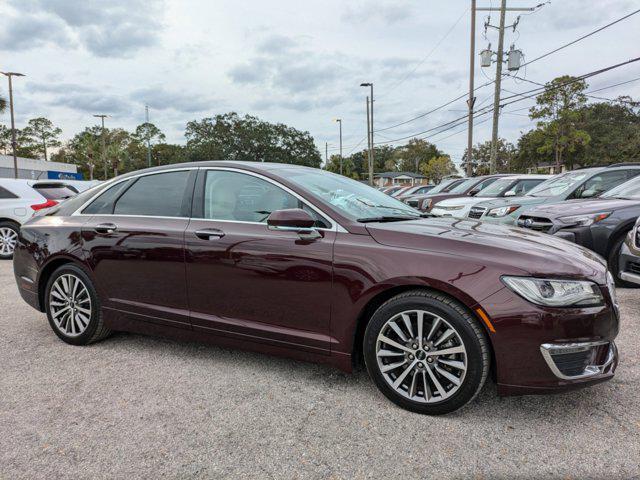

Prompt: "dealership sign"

[47,170,84,180]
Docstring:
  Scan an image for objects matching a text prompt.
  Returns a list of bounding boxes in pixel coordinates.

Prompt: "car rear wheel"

[363,290,490,415]
[44,264,112,345]
[0,221,19,260]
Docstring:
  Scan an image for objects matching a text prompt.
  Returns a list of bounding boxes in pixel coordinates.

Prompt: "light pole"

[1,72,25,179]
[93,114,109,179]
[334,118,343,175]
[360,83,374,185]
[145,105,152,167]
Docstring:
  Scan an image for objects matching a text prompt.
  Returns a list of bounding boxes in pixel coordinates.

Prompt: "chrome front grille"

[468,206,486,219]
[517,215,554,232]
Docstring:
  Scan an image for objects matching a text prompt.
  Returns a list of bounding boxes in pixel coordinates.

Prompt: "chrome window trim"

[540,341,615,380]
[71,166,348,233]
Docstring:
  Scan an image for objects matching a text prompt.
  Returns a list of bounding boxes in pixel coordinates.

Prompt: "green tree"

[462,138,516,175]
[22,117,63,161]
[0,125,11,154]
[185,112,321,167]
[420,155,457,183]
[393,139,442,173]
[0,96,6,113]
[529,75,590,170]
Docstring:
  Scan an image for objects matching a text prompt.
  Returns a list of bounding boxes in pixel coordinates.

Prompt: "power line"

[378,6,469,100]
[521,8,640,68]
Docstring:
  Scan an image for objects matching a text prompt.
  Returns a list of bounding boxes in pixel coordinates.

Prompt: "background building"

[373,172,429,188]
[0,155,81,180]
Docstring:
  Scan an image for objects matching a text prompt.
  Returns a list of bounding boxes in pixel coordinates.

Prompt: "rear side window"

[0,186,18,199]
[82,180,134,214]
[113,171,191,217]
[33,184,78,200]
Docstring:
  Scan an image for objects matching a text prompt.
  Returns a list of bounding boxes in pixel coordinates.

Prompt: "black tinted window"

[0,186,18,199]
[82,180,133,214]
[33,184,78,200]
[113,171,191,217]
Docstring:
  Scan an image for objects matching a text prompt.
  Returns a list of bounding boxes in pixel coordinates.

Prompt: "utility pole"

[489,0,507,174]
[334,118,343,175]
[361,83,374,185]
[93,114,108,180]
[145,105,152,167]
[478,2,539,174]
[466,0,476,177]
[366,96,372,184]
[325,141,328,166]
[1,72,25,179]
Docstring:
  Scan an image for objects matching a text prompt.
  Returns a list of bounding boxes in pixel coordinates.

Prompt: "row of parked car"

[0,179,100,259]
[382,163,640,287]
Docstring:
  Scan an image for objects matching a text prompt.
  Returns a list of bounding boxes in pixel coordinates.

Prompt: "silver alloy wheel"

[376,310,467,403]
[0,227,18,257]
[49,274,92,337]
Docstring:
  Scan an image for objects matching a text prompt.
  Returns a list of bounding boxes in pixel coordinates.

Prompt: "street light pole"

[334,118,343,175]
[1,72,25,179]
[361,83,374,185]
[93,114,108,180]
[366,96,372,184]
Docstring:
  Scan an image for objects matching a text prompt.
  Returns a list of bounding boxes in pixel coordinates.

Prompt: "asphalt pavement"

[1,260,639,479]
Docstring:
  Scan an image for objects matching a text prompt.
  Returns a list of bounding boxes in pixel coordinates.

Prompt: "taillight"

[30,199,58,211]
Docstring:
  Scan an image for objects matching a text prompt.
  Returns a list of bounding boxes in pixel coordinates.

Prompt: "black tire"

[44,264,112,345]
[608,235,638,288]
[363,290,490,415]
[0,220,20,260]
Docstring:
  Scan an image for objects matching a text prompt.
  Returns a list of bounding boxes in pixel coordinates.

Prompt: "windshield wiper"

[357,215,420,223]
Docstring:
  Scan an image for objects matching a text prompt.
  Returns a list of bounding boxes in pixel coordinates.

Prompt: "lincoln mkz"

[13,162,619,414]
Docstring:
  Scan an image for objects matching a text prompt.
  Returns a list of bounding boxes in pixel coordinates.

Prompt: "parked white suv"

[0,179,88,259]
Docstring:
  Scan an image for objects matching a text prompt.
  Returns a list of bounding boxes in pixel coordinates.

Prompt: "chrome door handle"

[94,223,117,234]
[195,229,225,240]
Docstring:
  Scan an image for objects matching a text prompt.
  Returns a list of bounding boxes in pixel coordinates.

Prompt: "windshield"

[475,178,515,197]
[601,175,640,200]
[526,171,591,197]
[285,169,421,221]
[428,178,460,194]
[448,178,478,194]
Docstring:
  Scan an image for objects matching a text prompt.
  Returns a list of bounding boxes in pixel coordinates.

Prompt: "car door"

[80,169,197,328]
[184,168,336,354]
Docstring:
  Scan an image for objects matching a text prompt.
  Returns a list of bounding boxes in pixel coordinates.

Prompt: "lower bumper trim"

[540,341,616,380]
[620,271,640,285]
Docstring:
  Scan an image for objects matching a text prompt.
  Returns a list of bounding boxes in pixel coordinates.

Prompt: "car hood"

[365,217,607,282]
[522,198,639,218]
[434,196,495,208]
[473,195,548,209]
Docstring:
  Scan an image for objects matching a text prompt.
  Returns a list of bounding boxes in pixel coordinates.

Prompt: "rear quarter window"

[0,186,19,199]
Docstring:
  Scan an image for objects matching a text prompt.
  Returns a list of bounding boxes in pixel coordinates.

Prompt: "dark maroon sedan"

[13,162,619,415]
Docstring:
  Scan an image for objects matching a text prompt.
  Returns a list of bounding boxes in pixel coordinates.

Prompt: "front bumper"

[480,285,619,396]
[619,236,640,285]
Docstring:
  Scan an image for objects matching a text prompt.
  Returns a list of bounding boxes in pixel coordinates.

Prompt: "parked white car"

[429,174,551,219]
[0,179,93,259]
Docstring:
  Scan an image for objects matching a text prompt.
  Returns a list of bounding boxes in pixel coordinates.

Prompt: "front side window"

[571,170,629,198]
[203,170,330,227]
[475,178,516,197]
[511,179,545,195]
[113,171,191,217]
[601,174,640,200]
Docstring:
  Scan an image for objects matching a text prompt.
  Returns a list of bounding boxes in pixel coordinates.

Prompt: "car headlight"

[557,212,611,226]
[486,205,520,217]
[502,276,604,307]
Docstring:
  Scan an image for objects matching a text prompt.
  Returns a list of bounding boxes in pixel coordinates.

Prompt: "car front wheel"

[364,290,490,415]
[44,264,112,345]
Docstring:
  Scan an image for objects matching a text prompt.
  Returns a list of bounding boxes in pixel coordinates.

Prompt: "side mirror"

[267,209,321,239]
[468,189,480,196]
[504,190,516,197]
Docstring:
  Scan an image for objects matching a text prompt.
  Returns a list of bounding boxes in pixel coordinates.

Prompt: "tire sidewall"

[44,264,101,345]
[0,221,19,260]
[364,294,487,415]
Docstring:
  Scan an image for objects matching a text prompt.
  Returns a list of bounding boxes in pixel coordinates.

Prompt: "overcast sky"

[1,0,639,168]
